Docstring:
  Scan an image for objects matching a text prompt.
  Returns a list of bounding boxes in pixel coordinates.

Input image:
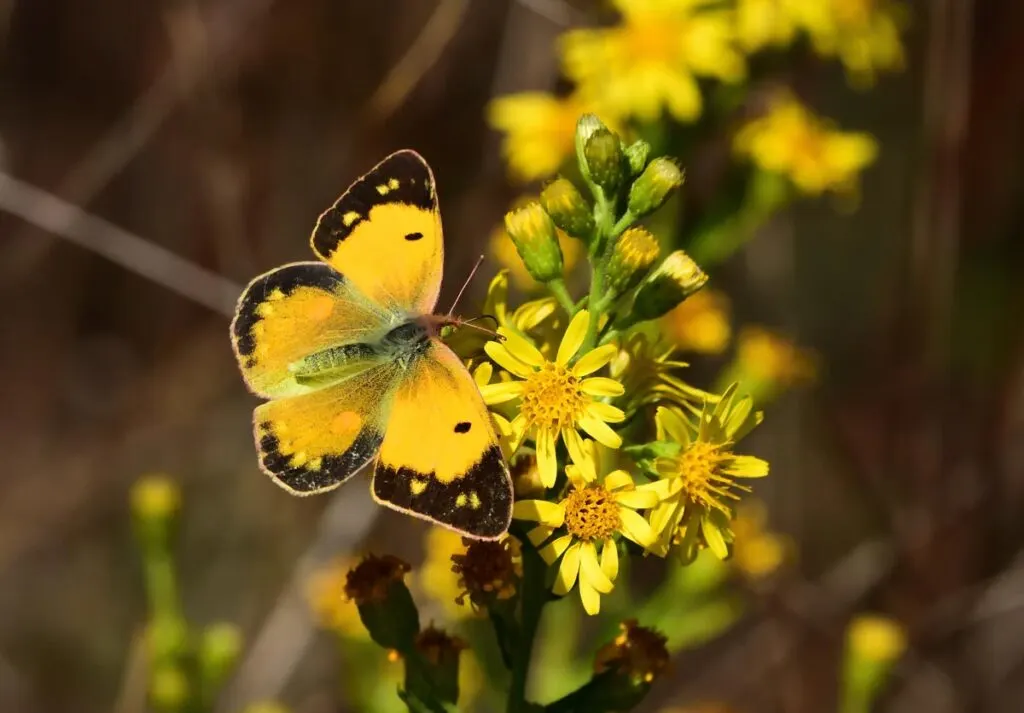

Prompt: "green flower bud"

[242,703,291,713]
[145,618,191,663]
[575,114,609,182]
[149,664,190,712]
[406,626,465,705]
[344,554,419,651]
[199,622,243,689]
[606,227,660,299]
[624,140,651,177]
[583,128,626,192]
[540,177,594,240]
[131,474,181,554]
[627,157,684,218]
[632,250,708,321]
[504,202,564,283]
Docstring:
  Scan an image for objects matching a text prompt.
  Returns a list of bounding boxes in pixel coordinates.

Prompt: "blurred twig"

[0,172,240,315]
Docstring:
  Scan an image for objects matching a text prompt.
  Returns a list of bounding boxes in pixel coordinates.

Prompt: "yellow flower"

[490,224,583,291]
[803,0,906,87]
[610,331,717,415]
[660,288,731,354]
[514,469,662,614]
[735,325,816,387]
[561,0,744,122]
[846,614,907,664]
[305,558,368,639]
[734,0,803,52]
[451,536,521,609]
[417,528,474,621]
[647,387,768,560]
[734,93,877,195]
[482,310,626,485]
[488,92,613,181]
[730,500,789,578]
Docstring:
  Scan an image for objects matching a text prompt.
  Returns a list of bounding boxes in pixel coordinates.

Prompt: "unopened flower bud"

[199,622,243,689]
[345,554,419,651]
[566,619,669,710]
[584,128,626,192]
[841,615,907,713]
[540,178,594,240]
[575,114,609,182]
[504,202,564,283]
[627,158,684,218]
[624,140,651,177]
[632,251,707,321]
[149,664,190,712]
[131,474,181,555]
[606,227,660,299]
[407,627,465,706]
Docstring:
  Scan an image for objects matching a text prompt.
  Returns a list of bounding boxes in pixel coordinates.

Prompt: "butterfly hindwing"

[255,361,401,494]
[310,150,443,315]
[231,262,390,398]
[372,340,513,539]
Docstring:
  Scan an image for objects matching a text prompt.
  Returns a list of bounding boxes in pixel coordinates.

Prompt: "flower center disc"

[564,486,621,541]
[520,362,585,431]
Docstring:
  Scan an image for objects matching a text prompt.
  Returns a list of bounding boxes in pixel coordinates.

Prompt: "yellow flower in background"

[660,288,732,354]
[735,325,816,388]
[803,0,906,87]
[647,388,768,561]
[610,331,717,415]
[491,223,583,291]
[846,614,907,664]
[488,93,613,181]
[730,500,789,578]
[733,93,877,195]
[305,558,368,639]
[482,310,626,485]
[418,528,474,621]
[734,0,803,52]
[515,469,661,614]
[561,0,745,122]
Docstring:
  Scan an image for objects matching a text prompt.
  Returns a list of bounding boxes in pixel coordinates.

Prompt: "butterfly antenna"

[447,254,486,317]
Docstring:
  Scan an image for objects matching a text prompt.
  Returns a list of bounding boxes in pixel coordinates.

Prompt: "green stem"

[507,545,546,713]
[546,278,577,317]
[144,551,181,621]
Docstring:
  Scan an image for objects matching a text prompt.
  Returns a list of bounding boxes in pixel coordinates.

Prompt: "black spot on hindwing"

[454,422,472,433]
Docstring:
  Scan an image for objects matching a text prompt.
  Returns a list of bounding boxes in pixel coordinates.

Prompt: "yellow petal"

[702,516,729,560]
[562,428,595,482]
[479,381,525,404]
[540,533,573,564]
[536,428,558,487]
[580,376,625,397]
[508,414,529,453]
[557,310,590,366]
[553,541,582,595]
[485,341,534,378]
[614,488,661,510]
[528,525,556,548]
[655,405,691,444]
[600,539,619,581]
[587,401,626,423]
[619,507,656,548]
[579,542,614,593]
[473,362,493,387]
[603,469,634,491]
[512,499,565,527]
[578,413,622,449]
[571,343,619,376]
[501,328,547,368]
[578,579,601,615]
[723,455,770,478]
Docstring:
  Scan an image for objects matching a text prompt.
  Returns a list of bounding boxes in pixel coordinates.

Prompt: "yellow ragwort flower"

[734,0,805,52]
[730,500,789,578]
[482,310,626,485]
[451,536,522,609]
[305,558,368,639]
[734,93,877,195]
[488,92,613,181]
[735,325,817,387]
[803,0,906,87]
[514,468,661,614]
[610,331,717,415]
[561,0,744,122]
[660,288,732,354]
[647,387,768,560]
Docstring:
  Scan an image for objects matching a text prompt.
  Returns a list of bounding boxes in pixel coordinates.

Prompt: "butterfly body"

[230,151,513,539]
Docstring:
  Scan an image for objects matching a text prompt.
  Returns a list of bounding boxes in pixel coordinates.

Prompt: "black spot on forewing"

[454,422,471,433]
[312,150,436,256]
[258,423,383,493]
[232,262,344,360]
[404,232,423,241]
[373,446,512,539]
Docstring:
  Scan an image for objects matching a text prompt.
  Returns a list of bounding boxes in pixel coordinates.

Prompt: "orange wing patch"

[231,262,387,398]
[254,363,399,494]
[310,150,443,315]
[372,340,513,539]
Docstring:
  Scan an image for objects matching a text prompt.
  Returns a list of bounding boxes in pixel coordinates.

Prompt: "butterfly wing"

[372,339,513,539]
[231,262,390,398]
[310,150,443,315]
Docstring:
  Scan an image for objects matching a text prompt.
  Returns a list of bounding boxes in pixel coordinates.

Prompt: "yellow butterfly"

[230,150,513,539]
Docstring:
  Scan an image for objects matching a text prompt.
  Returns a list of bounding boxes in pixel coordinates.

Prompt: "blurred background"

[2,0,1024,711]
